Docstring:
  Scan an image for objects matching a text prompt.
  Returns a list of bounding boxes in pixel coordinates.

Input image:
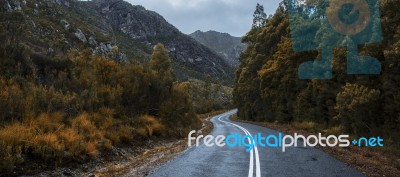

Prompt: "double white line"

[217,112,261,177]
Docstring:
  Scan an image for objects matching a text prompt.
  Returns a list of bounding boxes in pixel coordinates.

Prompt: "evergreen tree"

[234,0,400,152]
[252,3,267,28]
[150,43,171,73]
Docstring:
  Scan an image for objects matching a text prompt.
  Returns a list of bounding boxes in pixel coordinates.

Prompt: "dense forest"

[0,37,204,171]
[234,0,400,153]
[0,0,238,173]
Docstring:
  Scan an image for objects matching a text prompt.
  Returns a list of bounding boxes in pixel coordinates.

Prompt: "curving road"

[146,110,365,177]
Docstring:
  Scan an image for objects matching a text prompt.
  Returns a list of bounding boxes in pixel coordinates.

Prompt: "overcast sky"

[127,0,282,37]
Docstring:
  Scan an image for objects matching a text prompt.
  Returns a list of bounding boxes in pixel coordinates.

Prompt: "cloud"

[127,0,282,37]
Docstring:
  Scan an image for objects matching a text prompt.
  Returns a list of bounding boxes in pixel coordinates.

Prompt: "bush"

[137,115,165,137]
[325,126,344,136]
[335,84,382,136]
[0,113,122,170]
[292,121,317,131]
[0,123,32,171]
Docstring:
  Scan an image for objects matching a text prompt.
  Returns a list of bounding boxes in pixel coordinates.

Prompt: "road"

[146,110,365,177]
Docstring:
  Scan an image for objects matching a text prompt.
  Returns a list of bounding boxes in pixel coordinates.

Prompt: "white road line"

[242,128,261,177]
[218,115,253,177]
[217,113,261,177]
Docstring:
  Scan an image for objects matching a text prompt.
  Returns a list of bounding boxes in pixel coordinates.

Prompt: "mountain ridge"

[190,30,247,67]
[2,0,234,85]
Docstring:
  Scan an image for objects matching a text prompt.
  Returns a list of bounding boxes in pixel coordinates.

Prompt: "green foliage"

[0,0,231,173]
[150,43,172,73]
[335,84,382,135]
[159,84,201,137]
[177,79,233,114]
[234,2,400,151]
[252,3,268,28]
[0,40,200,171]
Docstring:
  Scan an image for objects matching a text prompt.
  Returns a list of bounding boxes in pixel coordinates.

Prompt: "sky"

[127,0,282,37]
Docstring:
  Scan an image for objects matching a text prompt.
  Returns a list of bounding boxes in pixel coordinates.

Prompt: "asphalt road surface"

[147,110,365,177]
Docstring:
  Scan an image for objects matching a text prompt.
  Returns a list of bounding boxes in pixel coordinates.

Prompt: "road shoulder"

[90,111,222,177]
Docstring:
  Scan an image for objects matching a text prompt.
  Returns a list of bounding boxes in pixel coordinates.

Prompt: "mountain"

[1,0,234,85]
[190,30,247,67]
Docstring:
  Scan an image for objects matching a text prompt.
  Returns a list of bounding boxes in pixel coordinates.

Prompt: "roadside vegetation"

[178,79,233,114]
[235,1,400,154]
[0,38,230,174]
[234,1,400,175]
[92,110,225,177]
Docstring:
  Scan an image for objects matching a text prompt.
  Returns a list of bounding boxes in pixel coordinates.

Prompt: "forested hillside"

[234,1,400,152]
[1,0,234,85]
[0,41,202,171]
[0,0,234,173]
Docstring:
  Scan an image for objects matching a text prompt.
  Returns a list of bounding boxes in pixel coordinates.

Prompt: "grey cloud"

[127,0,282,37]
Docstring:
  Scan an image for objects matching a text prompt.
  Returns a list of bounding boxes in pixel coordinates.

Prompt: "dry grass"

[92,111,218,177]
[0,108,222,173]
[93,140,188,177]
[59,128,81,148]
[0,111,135,172]
[71,113,104,140]
[85,141,100,158]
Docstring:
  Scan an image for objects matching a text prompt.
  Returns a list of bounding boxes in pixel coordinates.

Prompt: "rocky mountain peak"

[95,0,179,39]
[89,1,233,83]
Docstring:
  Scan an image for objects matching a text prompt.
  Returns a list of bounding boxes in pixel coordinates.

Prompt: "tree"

[335,84,382,136]
[252,3,267,28]
[150,43,171,73]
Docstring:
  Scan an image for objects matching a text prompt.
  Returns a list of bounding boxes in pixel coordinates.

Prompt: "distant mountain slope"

[190,30,247,67]
[1,0,234,85]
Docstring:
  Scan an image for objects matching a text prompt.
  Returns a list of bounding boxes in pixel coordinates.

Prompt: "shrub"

[71,113,104,141]
[326,126,344,136]
[32,133,64,156]
[0,123,32,171]
[58,128,83,156]
[85,141,99,158]
[33,112,64,133]
[137,115,165,137]
[292,121,317,131]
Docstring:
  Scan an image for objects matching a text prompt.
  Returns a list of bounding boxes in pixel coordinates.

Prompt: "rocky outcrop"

[95,0,179,39]
[91,0,233,82]
[60,19,70,30]
[74,29,87,43]
[3,0,24,11]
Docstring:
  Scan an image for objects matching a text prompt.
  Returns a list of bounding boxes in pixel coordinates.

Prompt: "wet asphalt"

[146,110,365,177]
